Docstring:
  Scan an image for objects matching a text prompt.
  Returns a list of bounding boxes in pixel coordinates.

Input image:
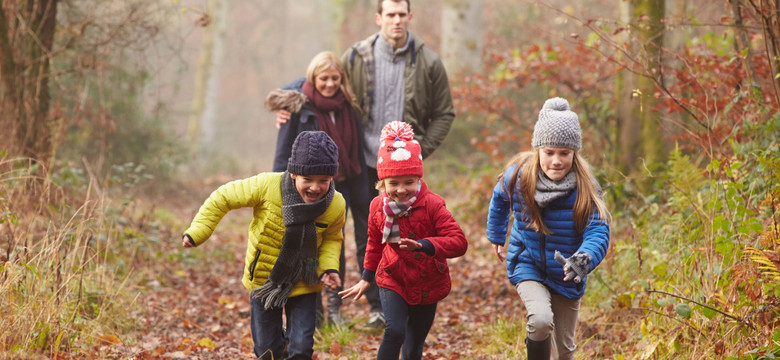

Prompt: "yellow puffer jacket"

[183,172,345,297]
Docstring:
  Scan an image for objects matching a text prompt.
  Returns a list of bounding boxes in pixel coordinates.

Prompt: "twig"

[647,289,742,322]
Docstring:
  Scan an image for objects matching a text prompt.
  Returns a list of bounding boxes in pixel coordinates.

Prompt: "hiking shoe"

[367,311,385,328]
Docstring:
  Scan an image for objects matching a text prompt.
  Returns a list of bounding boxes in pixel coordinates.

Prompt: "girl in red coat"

[340,121,468,360]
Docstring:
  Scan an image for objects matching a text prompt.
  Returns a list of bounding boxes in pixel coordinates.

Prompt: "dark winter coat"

[267,81,367,175]
[340,32,455,159]
[486,164,610,300]
[364,180,467,305]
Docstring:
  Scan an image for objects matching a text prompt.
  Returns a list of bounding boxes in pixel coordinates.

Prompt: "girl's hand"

[321,272,342,290]
[182,236,195,248]
[492,244,505,263]
[398,238,421,251]
[339,280,369,301]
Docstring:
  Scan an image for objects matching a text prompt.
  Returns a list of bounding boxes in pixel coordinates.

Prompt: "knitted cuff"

[415,239,435,256]
[361,269,376,283]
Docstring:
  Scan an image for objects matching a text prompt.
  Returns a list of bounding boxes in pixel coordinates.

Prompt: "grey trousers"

[516,281,580,360]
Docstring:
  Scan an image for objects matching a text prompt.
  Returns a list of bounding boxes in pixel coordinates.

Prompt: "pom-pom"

[542,97,570,111]
[380,121,414,142]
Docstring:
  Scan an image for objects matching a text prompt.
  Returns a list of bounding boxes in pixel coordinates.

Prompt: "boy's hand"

[339,280,369,301]
[398,238,421,251]
[275,110,291,129]
[182,236,195,248]
[321,272,341,290]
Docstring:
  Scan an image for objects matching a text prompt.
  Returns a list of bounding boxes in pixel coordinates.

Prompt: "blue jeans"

[377,287,438,360]
[250,292,316,360]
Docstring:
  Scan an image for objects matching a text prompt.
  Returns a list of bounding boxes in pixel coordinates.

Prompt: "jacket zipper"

[248,249,261,281]
[540,208,547,281]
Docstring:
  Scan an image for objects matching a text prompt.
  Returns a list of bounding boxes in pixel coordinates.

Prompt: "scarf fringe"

[252,278,296,310]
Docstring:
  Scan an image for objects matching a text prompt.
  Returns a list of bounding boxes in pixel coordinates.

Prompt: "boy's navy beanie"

[287,131,339,176]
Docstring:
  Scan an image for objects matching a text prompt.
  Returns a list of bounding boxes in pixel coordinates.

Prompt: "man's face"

[375,0,412,48]
[291,173,332,203]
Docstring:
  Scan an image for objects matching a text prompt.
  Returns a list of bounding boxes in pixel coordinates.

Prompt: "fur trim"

[264,89,308,113]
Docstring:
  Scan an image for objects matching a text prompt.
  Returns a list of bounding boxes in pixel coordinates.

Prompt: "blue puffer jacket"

[486,164,610,300]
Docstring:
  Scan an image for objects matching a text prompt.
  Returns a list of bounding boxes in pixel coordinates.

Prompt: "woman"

[486,97,610,359]
[266,51,370,326]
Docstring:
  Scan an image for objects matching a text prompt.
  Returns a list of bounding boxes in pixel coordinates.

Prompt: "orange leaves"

[95,334,122,345]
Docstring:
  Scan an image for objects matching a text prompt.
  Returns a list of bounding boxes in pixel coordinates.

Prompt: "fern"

[744,247,780,282]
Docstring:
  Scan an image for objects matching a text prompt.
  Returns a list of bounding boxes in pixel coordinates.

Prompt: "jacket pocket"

[248,249,261,281]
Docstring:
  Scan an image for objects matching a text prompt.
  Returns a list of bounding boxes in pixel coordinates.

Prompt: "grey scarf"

[252,171,334,309]
[534,171,577,208]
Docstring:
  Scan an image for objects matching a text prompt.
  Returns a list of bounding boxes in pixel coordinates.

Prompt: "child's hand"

[398,238,421,251]
[275,109,291,129]
[321,272,341,290]
[492,244,505,263]
[339,280,369,301]
[182,236,195,248]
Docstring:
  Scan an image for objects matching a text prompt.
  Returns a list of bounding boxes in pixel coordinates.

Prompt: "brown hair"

[500,150,610,234]
[377,0,410,14]
[305,51,360,113]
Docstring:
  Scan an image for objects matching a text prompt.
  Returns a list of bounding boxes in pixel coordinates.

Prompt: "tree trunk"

[441,0,482,77]
[0,0,58,161]
[615,0,641,175]
[615,0,666,176]
[635,0,665,169]
[187,0,221,144]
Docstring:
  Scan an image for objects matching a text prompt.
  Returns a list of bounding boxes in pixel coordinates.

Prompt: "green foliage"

[54,59,187,186]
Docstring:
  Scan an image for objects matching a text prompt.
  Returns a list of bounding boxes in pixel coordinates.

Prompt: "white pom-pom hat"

[377,121,423,180]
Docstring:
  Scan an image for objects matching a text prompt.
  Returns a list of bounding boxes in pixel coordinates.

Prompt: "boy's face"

[291,173,333,203]
[383,175,419,203]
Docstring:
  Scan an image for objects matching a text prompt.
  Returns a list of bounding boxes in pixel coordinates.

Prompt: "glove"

[554,250,592,283]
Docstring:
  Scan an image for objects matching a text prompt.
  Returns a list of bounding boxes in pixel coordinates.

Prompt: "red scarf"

[302,81,361,179]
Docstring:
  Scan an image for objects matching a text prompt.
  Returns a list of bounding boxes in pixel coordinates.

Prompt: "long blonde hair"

[305,51,361,113]
[500,150,610,235]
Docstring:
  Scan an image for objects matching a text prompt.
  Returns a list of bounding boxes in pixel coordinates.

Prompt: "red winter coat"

[364,180,468,305]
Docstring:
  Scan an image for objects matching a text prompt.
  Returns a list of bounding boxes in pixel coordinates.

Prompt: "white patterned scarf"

[381,181,422,244]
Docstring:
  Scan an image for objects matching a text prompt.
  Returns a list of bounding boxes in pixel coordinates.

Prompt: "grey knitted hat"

[287,131,339,176]
[532,97,582,151]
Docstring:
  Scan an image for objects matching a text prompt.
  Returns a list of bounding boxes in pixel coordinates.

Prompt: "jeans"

[516,280,580,360]
[377,287,437,360]
[250,292,317,360]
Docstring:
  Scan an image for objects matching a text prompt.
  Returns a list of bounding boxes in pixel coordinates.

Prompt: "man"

[275,0,456,328]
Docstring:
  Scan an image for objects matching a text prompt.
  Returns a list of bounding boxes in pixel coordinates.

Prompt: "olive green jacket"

[183,172,346,297]
[341,32,455,158]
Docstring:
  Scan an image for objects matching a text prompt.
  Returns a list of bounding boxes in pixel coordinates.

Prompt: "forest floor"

[84,180,626,360]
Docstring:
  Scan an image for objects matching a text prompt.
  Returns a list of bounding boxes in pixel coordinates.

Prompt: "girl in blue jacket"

[486,97,610,360]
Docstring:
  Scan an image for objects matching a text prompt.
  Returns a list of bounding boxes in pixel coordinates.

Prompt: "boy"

[182,131,346,359]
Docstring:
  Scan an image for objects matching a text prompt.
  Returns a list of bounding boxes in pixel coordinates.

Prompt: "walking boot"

[525,336,551,360]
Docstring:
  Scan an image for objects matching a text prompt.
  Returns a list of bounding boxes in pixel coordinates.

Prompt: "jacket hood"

[264,89,308,113]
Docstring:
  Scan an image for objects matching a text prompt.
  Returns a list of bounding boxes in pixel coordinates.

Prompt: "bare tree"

[0,0,59,161]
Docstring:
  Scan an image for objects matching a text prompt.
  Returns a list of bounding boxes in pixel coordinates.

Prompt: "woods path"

[92,183,615,359]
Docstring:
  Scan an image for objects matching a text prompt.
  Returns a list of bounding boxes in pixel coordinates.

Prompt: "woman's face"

[539,147,574,181]
[314,67,342,98]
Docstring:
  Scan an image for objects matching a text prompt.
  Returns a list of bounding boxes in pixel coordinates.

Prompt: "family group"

[181,1,610,359]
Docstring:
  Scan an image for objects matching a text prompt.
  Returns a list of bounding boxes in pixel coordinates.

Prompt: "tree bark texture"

[0,0,59,160]
[441,0,482,77]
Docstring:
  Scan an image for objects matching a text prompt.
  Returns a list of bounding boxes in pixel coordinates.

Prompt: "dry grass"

[0,157,139,356]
